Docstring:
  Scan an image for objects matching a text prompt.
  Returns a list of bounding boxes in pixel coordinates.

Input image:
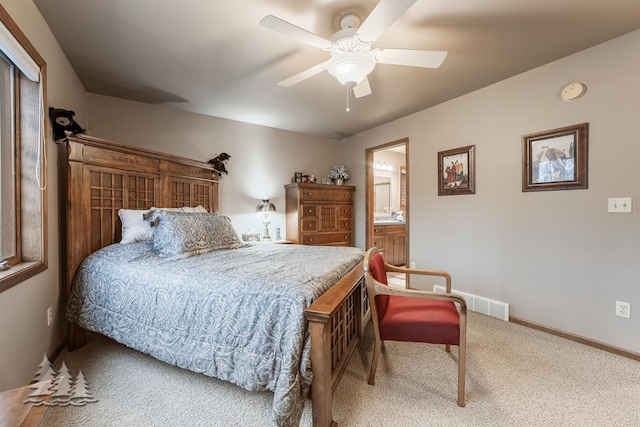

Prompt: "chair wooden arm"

[384,263,453,292]
[370,278,467,313]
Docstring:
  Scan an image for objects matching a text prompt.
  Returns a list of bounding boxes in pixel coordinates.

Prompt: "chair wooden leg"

[445,344,451,353]
[368,339,382,385]
[457,344,466,407]
[457,308,467,407]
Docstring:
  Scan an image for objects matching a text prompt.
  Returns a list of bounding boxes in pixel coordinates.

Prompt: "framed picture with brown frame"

[522,123,588,192]
[437,145,475,196]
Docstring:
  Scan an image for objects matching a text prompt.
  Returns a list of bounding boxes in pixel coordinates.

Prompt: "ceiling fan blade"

[259,15,334,50]
[375,49,447,68]
[355,0,418,44]
[352,77,372,98]
[278,62,328,87]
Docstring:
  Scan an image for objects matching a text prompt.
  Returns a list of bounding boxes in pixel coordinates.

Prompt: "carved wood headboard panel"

[59,134,219,299]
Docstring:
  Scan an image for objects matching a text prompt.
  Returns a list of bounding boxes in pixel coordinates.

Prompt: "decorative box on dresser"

[285,182,355,246]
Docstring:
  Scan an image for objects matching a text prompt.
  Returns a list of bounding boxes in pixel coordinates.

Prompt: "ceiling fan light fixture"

[260,1,446,98]
[327,51,375,86]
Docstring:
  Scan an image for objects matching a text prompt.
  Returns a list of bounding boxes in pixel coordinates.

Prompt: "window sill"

[0,261,47,293]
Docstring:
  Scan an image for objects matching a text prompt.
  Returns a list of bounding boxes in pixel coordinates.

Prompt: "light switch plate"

[608,197,632,213]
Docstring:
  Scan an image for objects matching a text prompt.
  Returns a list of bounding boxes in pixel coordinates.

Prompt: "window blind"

[0,19,39,82]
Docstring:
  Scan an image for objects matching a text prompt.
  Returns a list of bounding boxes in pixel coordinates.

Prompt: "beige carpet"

[40,312,640,426]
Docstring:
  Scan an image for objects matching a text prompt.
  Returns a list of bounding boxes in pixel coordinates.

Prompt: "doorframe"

[365,137,409,266]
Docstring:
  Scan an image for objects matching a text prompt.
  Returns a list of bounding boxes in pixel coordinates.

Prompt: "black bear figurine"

[49,107,86,141]
[208,153,231,178]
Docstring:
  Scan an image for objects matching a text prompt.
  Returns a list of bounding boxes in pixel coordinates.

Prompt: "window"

[1,51,18,263]
[0,6,47,292]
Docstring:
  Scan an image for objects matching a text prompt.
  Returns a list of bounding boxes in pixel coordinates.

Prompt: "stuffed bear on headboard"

[49,107,86,142]
[208,153,231,178]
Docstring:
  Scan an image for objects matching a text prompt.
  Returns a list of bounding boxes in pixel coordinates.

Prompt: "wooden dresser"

[285,183,355,246]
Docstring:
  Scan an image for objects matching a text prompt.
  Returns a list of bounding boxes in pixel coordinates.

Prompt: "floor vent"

[433,285,509,321]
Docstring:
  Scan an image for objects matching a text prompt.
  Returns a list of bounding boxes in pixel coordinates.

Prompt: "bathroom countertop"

[373,220,406,225]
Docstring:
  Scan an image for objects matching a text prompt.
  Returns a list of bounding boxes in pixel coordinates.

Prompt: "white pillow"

[182,205,208,213]
[119,206,209,244]
[118,209,153,244]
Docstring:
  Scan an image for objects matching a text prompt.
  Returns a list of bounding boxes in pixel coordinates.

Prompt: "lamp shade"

[327,51,375,87]
[256,199,276,213]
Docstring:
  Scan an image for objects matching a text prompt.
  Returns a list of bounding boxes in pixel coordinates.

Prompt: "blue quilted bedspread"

[67,242,364,426]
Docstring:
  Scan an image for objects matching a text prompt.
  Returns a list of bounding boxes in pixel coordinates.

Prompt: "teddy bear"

[49,107,86,142]
[207,153,231,178]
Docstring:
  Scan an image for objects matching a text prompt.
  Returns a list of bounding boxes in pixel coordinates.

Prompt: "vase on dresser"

[335,178,344,185]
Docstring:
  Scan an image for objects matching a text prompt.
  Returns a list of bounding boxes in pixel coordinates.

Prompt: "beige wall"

[86,94,342,240]
[342,30,640,354]
[0,0,87,391]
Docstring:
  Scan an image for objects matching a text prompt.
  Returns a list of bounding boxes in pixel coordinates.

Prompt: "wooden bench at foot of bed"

[306,263,369,427]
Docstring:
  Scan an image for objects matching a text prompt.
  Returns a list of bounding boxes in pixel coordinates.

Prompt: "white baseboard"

[433,285,509,321]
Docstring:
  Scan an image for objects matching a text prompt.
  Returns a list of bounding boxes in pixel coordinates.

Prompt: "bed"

[59,134,369,427]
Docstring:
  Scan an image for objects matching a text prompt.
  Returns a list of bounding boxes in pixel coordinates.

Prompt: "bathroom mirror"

[374,176,391,213]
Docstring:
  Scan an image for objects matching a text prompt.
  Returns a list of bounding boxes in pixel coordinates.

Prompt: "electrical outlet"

[47,307,53,326]
[615,301,631,318]
[410,262,416,269]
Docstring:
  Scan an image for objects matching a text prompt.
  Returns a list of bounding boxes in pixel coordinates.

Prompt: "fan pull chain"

[346,86,352,112]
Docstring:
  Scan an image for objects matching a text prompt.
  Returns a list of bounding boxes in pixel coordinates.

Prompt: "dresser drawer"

[301,204,317,218]
[301,232,352,245]
[300,188,353,203]
[338,205,352,218]
[338,218,352,231]
[302,219,317,232]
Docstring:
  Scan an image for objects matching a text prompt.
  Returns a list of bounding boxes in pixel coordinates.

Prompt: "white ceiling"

[34,0,640,140]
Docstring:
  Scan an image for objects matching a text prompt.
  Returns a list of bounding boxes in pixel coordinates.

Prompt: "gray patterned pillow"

[151,210,243,259]
[142,205,208,221]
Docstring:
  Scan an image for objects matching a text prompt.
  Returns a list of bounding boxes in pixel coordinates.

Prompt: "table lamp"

[256,199,276,241]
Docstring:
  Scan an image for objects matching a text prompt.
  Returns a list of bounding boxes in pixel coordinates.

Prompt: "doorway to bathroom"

[366,138,409,270]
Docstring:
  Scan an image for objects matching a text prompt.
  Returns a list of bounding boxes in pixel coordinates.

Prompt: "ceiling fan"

[259,0,447,102]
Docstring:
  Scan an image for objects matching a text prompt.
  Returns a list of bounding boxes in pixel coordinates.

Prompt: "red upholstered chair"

[363,247,467,407]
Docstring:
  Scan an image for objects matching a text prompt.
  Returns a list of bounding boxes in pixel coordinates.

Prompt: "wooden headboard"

[59,134,219,342]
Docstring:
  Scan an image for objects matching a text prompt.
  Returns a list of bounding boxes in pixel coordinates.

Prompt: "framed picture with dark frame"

[522,123,588,192]
[437,145,475,196]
